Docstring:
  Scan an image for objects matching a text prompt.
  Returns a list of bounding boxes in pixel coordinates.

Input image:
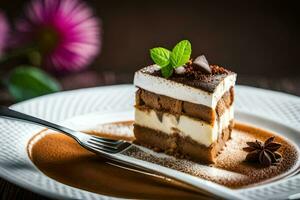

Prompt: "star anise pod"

[243,136,282,167]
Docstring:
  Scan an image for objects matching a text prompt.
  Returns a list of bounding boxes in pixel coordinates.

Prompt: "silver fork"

[0,106,244,200]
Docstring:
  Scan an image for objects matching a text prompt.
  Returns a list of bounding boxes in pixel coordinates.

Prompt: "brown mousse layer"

[136,87,234,124]
[140,64,236,93]
[134,121,233,164]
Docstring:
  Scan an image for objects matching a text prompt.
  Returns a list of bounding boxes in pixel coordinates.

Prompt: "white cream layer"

[134,65,236,108]
[135,106,234,147]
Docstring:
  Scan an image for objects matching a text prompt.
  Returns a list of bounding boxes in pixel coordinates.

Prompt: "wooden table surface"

[0,72,299,200]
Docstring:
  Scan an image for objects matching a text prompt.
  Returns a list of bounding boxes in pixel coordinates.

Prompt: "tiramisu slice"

[133,40,237,163]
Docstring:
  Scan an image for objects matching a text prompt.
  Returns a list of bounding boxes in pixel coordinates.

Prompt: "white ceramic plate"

[1,84,300,200]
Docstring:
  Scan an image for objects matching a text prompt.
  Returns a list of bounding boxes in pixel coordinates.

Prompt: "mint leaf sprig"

[150,40,191,78]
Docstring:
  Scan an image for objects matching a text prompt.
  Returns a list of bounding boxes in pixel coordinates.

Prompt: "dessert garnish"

[193,55,212,74]
[243,136,282,167]
[150,40,214,78]
[150,40,192,78]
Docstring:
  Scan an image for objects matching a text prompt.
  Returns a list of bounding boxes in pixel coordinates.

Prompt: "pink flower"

[16,0,101,72]
[0,11,9,57]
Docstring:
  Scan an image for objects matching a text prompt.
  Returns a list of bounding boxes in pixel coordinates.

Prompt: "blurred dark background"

[1,0,300,104]
[0,1,300,199]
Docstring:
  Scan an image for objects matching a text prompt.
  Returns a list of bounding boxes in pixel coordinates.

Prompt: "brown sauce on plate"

[28,122,299,199]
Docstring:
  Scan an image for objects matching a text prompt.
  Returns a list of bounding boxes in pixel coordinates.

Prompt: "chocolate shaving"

[155,111,163,123]
[243,136,282,167]
[192,55,212,74]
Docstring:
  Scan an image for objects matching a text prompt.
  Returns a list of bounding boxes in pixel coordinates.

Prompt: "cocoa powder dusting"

[142,64,235,93]
[28,121,299,199]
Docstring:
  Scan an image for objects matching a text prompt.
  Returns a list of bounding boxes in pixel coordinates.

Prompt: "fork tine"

[116,142,132,151]
[87,140,119,150]
[91,136,122,145]
[86,138,132,154]
[86,142,119,154]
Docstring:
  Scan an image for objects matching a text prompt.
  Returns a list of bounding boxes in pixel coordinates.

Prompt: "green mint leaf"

[170,40,192,68]
[8,66,61,102]
[161,64,173,78]
[150,47,171,67]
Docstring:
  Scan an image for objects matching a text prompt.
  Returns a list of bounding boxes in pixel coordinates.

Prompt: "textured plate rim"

[0,84,299,200]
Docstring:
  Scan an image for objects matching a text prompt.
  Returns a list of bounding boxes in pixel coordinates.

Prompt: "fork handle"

[0,106,77,139]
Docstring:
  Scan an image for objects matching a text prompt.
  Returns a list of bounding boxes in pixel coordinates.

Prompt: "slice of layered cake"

[133,40,237,163]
